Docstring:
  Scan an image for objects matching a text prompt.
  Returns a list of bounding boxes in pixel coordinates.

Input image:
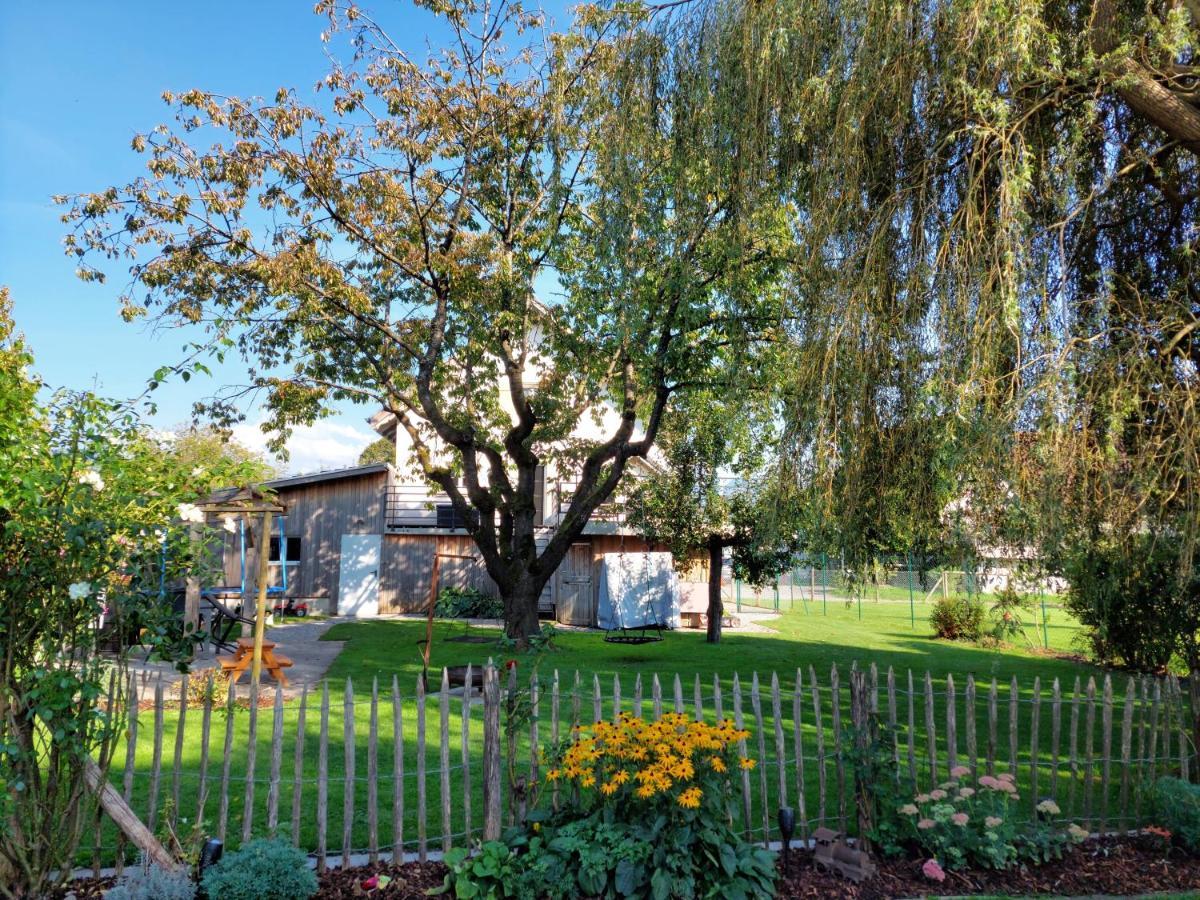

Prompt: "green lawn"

[323,595,1092,690]
[84,603,1185,871]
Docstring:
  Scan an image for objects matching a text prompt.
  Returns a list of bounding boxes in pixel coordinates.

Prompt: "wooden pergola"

[196,485,287,685]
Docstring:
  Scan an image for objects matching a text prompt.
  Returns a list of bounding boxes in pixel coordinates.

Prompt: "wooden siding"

[214,470,387,613]
[380,534,498,614]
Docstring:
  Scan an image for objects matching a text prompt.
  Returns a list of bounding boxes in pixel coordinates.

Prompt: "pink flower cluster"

[922,858,946,882]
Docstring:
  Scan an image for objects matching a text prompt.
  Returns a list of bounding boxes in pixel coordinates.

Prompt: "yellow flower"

[709,756,727,773]
[601,780,620,796]
[678,787,703,809]
[739,757,756,771]
[580,771,596,788]
[546,769,561,782]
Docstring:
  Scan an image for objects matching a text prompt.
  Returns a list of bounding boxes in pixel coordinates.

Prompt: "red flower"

[362,875,379,890]
[505,659,518,669]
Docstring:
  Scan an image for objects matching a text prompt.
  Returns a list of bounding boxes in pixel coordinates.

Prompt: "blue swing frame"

[199,514,289,599]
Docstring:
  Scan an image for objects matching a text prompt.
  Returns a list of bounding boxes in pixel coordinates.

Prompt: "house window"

[436,504,468,529]
[269,536,302,564]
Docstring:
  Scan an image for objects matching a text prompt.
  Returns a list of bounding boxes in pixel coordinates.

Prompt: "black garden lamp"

[777,806,796,867]
[198,837,223,876]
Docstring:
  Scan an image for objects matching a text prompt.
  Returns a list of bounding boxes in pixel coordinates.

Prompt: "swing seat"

[603,622,665,645]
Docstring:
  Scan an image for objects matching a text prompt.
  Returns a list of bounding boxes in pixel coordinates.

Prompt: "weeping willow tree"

[679,0,1200,733]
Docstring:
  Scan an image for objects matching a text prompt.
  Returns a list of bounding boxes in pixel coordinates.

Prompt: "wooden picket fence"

[90,663,1195,872]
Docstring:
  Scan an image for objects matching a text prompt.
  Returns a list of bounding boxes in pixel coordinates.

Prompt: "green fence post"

[821,553,828,615]
[906,551,915,628]
[736,578,742,614]
[1041,591,1049,649]
[789,568,795,610]
[773,581,780,612]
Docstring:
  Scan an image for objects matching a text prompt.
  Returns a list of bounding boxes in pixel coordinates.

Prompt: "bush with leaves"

[1061,534,1198,673]
[103,856,195,900]
[0,291,243,898]
[199,838,317,900]
[437,713,775,899]
[1148,776,1200,853]
[929,595,985,641]
[435,587,505,620]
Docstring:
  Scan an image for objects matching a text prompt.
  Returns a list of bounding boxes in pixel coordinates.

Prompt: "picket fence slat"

[1029,677,1040,819]
[172,677,187,828]
[242,682,260,843]
[1119,678,1134,826]
[923,672,936,786]
[149,678,164,832]
[292,684,308,847]
[369,679,380,862]
[810,666,827,827]
[1101,676,1113,833]
[343,678,355,869]
[987,678,998,778]
[218,680,235,844]
[792,669,808,839]
[946,674,957,776]
[1083,677,1097,830]
[417,673,428,860]
[906,670,917,786]
[832,665,846,832]
[751,673,770,845]
[392,676,404,855]
[464,666,475,838]
[317,681,329,873]
[965,675,977,781]
[483,664,502,841]
[441,669,452,853]
[268,685,284,835]
[1050,679,1062,803]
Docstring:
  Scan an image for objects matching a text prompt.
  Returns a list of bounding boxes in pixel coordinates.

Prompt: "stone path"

[129,616,346,698]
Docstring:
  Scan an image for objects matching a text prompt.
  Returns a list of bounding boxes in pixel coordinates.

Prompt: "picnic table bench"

[218,637,293,686]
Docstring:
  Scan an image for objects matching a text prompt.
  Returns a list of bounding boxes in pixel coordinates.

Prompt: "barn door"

[556,543,593,626]
[338,534,381,617]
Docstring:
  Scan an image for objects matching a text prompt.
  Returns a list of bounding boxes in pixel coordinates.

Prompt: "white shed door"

[338,534,381,617]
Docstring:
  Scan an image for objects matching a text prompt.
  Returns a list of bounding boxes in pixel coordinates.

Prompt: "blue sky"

[1,1,566,472]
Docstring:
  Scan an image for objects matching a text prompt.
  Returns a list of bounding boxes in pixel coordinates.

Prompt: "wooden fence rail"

[93,664,1195,871]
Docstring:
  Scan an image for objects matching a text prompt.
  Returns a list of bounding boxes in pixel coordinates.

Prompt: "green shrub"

[930,595,985,640]
[199,838,317,900]
[435,586,504,619]
[104,856,195,900]
[988,585,1033,644]
[1061,535,1196,672]
[1149,776,1200,851]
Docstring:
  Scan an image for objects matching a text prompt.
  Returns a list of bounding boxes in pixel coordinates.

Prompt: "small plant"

[1148,776,1200,852]
[199,838,317,900]
[988,585,1033,645]
[103,856,195,900]
[930,594,985,641]
[435,586,504,619]
[885,770,1086,870]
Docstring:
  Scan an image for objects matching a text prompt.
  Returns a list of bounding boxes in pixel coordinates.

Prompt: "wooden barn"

[208,461,669,623]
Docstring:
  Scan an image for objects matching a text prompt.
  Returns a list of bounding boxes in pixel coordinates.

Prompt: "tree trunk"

[503,579,544,646]
[706,541,724,644]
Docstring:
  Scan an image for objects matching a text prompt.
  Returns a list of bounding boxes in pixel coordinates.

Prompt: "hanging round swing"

[602,531,665,645]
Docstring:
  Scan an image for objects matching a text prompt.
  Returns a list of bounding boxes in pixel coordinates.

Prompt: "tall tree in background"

[358,437,394,467]
[629,393,798,643]
[691,0,1199,732]
[165,424,277,484]
[63,0,789,642]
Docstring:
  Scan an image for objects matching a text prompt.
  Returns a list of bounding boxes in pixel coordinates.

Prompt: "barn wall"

[215,470,388,613]
[380,534,499,613]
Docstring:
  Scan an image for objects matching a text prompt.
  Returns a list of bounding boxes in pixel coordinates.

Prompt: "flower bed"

[58,837,1200,899]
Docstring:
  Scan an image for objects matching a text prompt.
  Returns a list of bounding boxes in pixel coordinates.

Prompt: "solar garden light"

[198,838,223,877]
[777,806,796,867]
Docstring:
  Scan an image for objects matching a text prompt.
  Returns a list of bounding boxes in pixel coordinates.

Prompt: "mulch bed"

[776,837,1200,898]
[314,860,449,899]
[57,837,1200,898]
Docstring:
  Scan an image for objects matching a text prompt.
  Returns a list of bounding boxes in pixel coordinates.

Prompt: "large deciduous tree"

[694,0,1200,731]
[63,0,787,642]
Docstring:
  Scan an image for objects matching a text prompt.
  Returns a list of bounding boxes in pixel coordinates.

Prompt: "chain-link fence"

[718,555,1069,649]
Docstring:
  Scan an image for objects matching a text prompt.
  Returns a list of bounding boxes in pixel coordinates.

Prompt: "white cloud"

[232,416,380,476]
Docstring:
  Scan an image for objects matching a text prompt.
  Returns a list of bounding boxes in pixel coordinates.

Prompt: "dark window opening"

[436,504,467,529]
[269,536,302,563]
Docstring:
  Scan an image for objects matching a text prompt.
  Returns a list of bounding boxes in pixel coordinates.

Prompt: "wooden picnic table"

[218,637,293,686]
